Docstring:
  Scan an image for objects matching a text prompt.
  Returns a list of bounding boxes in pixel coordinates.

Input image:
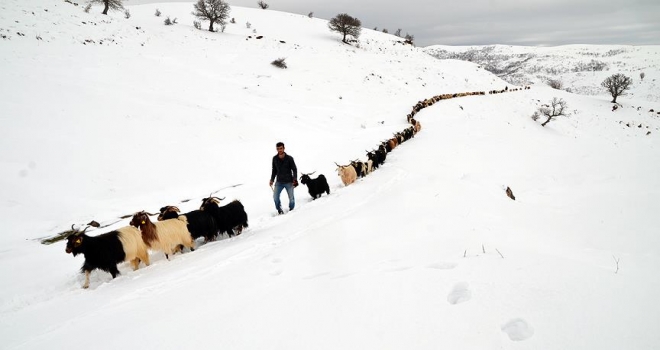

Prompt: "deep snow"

[1,1,659,349]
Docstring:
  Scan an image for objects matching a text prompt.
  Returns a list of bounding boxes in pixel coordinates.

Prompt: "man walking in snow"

[270,142,298,214]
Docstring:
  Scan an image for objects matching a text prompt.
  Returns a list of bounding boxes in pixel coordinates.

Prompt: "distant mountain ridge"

[424,44,660,102]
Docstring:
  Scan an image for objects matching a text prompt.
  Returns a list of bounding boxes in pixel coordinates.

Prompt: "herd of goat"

[64,86,528,288]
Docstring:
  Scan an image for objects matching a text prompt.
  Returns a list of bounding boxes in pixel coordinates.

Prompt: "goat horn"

[73,225,90,236]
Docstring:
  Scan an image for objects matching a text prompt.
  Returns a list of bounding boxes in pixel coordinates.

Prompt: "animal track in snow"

[382,266,413,272]
[302,272,330,280]
[426,262,457,270]
[501,318,534,341]
[447,282,471,304]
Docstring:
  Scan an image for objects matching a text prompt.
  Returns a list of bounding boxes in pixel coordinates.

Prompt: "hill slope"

[1,1,660,349]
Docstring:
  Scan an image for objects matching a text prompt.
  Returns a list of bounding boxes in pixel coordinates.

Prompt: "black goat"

[158,205,219,242]
[376,144,387,166]
[65,226,150,288]
[199,197,249,238]
[300,172,330,199]
[366,151,379,170]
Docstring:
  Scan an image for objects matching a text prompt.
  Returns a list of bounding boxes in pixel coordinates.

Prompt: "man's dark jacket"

[271,153,298,183]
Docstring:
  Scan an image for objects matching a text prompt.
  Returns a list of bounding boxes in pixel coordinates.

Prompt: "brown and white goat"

[130,211,195,259]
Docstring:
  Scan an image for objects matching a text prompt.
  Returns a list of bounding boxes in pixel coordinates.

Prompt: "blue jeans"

[273,182,295,211]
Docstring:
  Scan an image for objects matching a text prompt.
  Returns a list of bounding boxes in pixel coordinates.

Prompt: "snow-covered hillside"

[1,1,660,349]
[424,44,660,102]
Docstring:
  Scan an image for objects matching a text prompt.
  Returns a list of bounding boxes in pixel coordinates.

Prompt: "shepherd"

[269,142,298,214]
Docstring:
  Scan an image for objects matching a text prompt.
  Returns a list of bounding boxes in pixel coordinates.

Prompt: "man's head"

[276,142,285,156]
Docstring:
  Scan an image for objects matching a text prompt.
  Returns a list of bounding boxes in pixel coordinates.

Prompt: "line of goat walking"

[64,85,529,288]
[65,196,248,288]
[331,86,530,188]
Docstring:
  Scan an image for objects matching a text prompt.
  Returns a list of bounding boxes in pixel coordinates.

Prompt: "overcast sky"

[131,0,660,47]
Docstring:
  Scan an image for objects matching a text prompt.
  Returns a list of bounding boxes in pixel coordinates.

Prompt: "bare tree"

[192,0,231,32]
[640,72,645,81]
[394,28,402,37]
[90,0,123,15]
[536,97,569,127]
[328,13,361,44]
[257,1,269,9]
[601,73,633,103]
[404,33,414,44]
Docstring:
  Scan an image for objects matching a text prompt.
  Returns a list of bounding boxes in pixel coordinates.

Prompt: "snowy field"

[1,1,660,349]
[425,44,660,102]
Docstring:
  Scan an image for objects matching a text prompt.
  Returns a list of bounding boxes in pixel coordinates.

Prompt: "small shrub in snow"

[535,97,569,127]
[164,16,177,25]
[547,79,563,90]
[155,8,161,17]
[84,3,92,13]
[308,12,314,18]
[230,17,236,23]
[193,21,202,30]
[271,57,287,69]
[394,28,402,37]
[246,21,251,29]
[640,72,645,81]
[257,1,269,9]
[531,111,540,122]
[382,28,388,33]
[124,9,130,19]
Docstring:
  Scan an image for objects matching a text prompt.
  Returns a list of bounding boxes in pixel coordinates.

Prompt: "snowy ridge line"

[39,183,243,245]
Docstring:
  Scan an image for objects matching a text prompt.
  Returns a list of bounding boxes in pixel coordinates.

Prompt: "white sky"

[129,0,660,47]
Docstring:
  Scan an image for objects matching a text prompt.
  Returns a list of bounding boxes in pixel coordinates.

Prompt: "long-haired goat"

[300,172,330,199]
[130,211,195,259]
[350,160,367,178]
[335,162,357,186]
[65,225,150,289]
[158,205,219,242]
[199,197,249,238]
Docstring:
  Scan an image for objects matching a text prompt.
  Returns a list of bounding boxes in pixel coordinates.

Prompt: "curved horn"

[73,225,90,236]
